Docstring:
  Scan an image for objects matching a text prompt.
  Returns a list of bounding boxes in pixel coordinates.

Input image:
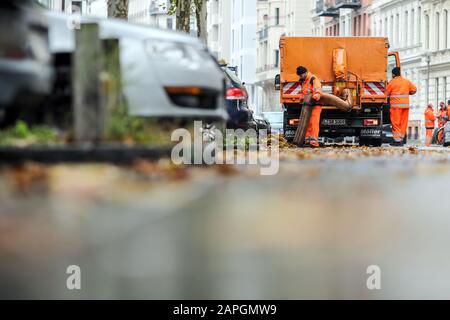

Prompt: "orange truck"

[275,36,401,146]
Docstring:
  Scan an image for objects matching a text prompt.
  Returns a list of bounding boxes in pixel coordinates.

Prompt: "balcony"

[316,0,339,17]
[149,3,167,15]
[256,64,277,74]
[334,0,361,10]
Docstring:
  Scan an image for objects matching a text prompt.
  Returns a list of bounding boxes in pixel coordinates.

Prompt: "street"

[2,0,450,308]
[1,145,450,299]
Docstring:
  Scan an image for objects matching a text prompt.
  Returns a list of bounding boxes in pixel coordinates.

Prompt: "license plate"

[322,119,347,126]
[284,129,296,138]
[361,129,381,137]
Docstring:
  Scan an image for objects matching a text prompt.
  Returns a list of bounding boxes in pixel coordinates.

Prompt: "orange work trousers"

[305,106,322,146]
[438,122,446,144]
[425,128,434,146]
[390,107,409,143]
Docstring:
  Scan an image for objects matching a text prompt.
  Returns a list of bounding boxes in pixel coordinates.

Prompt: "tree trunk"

[73,23,106,144]
[107,0,129,20]
[176,0,191,33]
[194,0,208,43]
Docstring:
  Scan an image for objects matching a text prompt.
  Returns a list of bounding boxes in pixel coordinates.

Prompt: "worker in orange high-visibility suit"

[447,100,450,118]
[386,67,417,146]
[297,66,323,148]
[424,103,436,147]
[437,101,447,144]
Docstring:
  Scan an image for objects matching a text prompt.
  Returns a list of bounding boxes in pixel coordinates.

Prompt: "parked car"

[262,112,283,134]
[44,11,227,128]
[222,66,257,130]
[254,114,271,133]
[0,1,53,126]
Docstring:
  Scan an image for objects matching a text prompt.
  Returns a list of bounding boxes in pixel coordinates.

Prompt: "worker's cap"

[392,67,401,77]
[296,66,308,76]
[427,103,433,108]
[440,101,445,106]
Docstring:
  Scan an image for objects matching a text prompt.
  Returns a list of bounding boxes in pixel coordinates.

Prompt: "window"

[395,14,400,46]
[358,15,361,36]
[411,9,415,45]
[404,11,408,46]
[436,78,440,107]
[384,17,388,36]
[275,49,279,68]
[445,10,449,49]
[425,14,429,49]
[436,12,440,51]
[72,0,82,13]
[240,56,243,78]
[275,8,280,25]
[232,30,235,52]
[389,15,394,44]
[418,7,422,43]
[387,54,397,81]
[241,25,244,49]
[363,14,366,36]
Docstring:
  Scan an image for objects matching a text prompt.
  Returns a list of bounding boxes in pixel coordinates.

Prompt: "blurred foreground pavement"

[1,146,450,299]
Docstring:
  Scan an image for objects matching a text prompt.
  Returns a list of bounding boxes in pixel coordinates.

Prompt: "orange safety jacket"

[424,107,436,129]
[386,76,417,108]
[301,72,322,102]
[438,109,447,127]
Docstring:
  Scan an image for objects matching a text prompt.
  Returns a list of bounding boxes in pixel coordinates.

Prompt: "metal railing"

[316,0,339,16]
[259,26,269,41]
[256,64,277,73]
[316,0,325,14]
[335,0,361,8]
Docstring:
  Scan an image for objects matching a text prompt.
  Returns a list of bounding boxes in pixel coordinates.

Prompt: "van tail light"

[226,88,247,100]
[364,119,379,126]
[0,49,26,60]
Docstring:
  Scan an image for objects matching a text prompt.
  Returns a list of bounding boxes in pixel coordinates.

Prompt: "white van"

[45,11,227,124]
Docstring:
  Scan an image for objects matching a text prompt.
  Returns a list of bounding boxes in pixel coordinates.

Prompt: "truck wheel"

[359,138,382,147]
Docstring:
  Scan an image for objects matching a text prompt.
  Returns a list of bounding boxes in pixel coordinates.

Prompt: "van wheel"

[359,138,382,147]
[432,128,443,145]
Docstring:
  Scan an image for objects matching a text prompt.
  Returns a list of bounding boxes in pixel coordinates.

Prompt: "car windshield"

[263,113,283,123]
[222,67,243,86]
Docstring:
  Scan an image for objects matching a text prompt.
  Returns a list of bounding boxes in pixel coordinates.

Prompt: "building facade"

[307,0,450,142]
[207,0,232,63]
[312,0,372,37]
[255,0,312,113]
[207,0,258,111]
[231,0,258,109]
[128,0,176,30]
[38,0,91,13]
[370,0,450,141]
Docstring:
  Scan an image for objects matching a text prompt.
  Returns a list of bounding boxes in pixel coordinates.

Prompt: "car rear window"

[223,67,243,87]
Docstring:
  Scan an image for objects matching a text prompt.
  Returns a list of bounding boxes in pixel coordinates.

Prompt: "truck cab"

[276,36,401,147]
